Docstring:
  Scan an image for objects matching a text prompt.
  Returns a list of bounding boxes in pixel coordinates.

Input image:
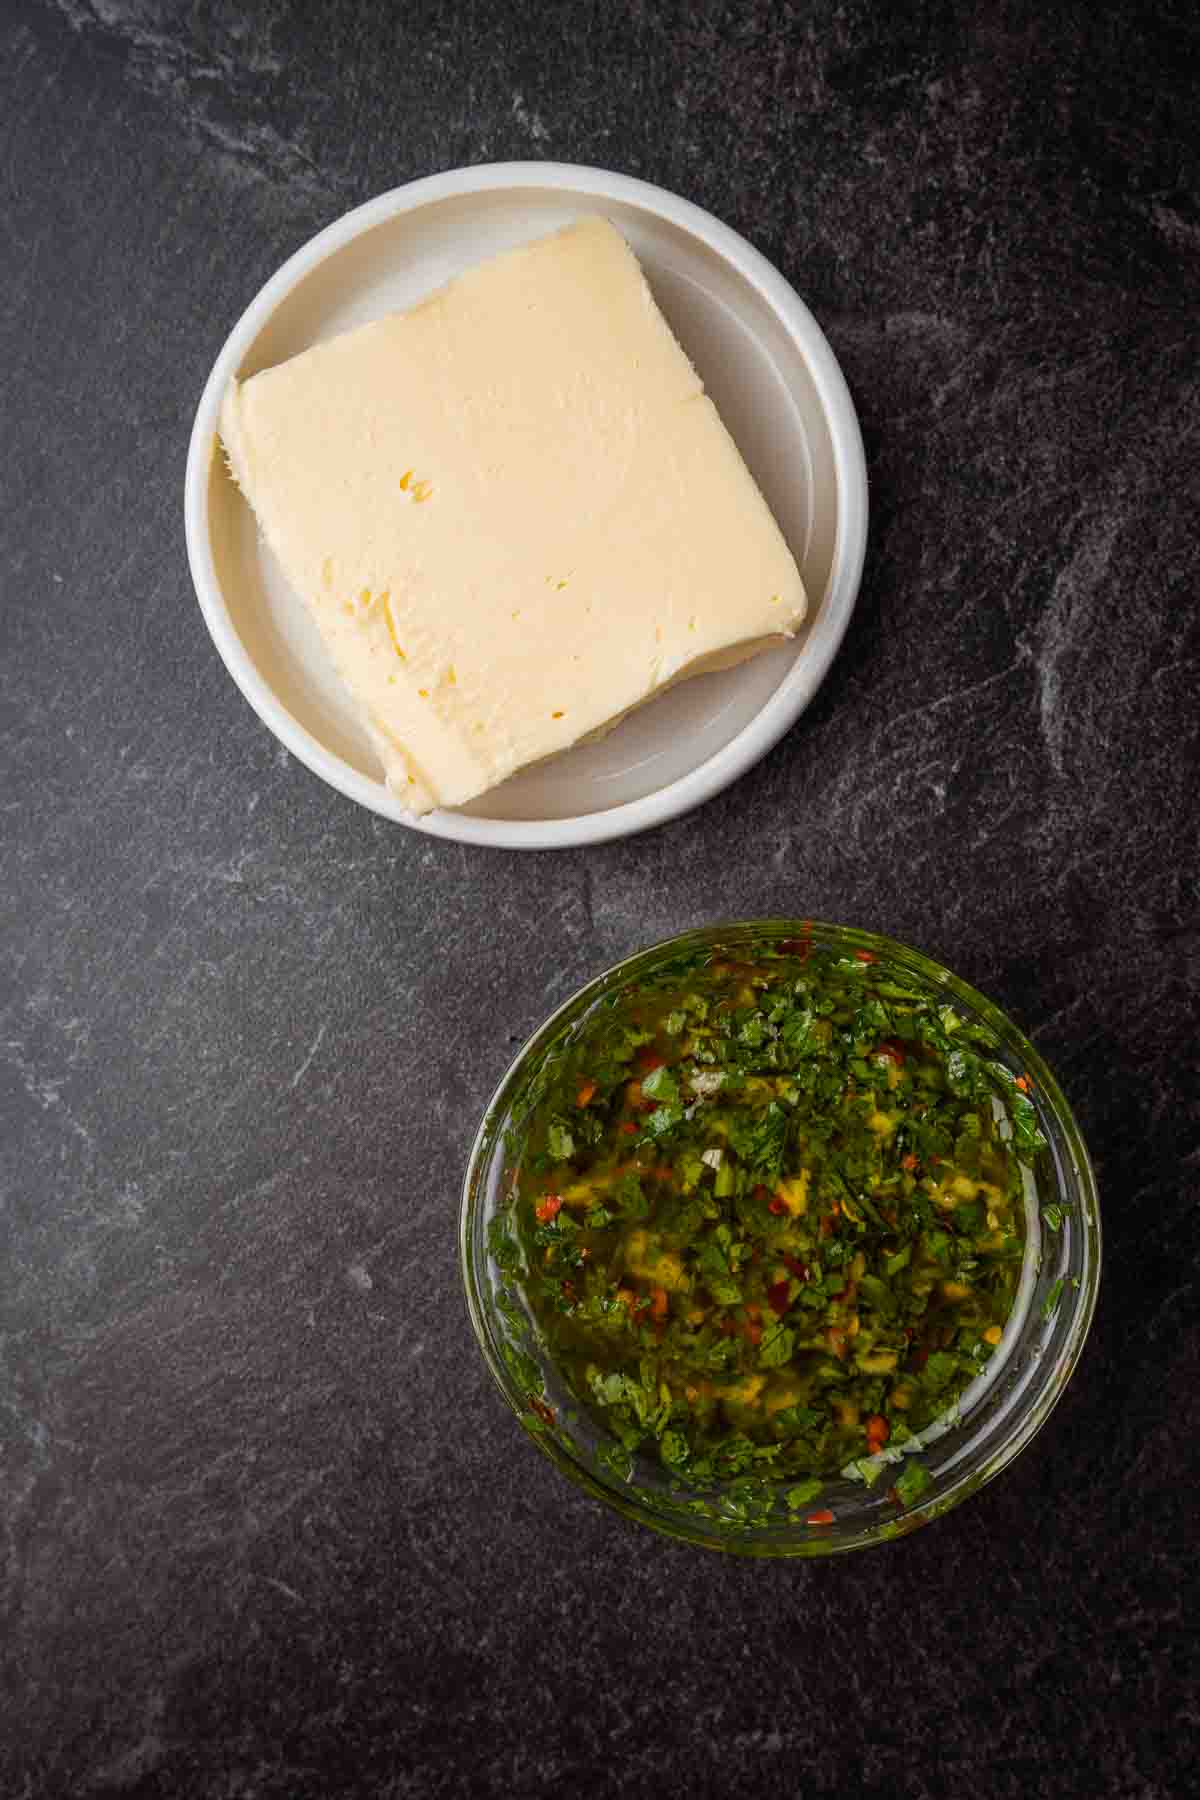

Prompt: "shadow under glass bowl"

[460,920,1100,1556]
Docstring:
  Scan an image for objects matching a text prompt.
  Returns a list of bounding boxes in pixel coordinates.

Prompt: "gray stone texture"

[3,1,1197,1795]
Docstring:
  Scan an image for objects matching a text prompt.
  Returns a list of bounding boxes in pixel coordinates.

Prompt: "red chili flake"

[875,1039,907,1064]
[745,1322,763,1347]
[636,1049,666,1075]
[901,1153,919,1172]
[560,1279,577,1303]
[535,1196,563,1224]
[806,1509,835,1526]
[1015,1074,1032,1093]
[529,1397,556,1426]
[618,1121,638,1135]
[768,1196,788,1216]
[854,949,877,963]
[767,1280,791,1316]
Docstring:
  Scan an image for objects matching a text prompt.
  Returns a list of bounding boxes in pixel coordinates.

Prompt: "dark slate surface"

[3,2,1198,1795]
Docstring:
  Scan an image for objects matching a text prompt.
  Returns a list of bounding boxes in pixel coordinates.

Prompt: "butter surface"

[219,218,806,813]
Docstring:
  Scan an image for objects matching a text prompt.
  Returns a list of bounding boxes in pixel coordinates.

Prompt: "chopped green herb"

[641,1064,680,1104]
[894,1459,931,1506]
[487,1215,521,1275]
[758,1323,795,1369]
[1042,1276,1066,1319]
[504,939,1036,1486]
[848,1456,885,1488]
[660,1429,690,1470]
[546,1120,575,1162]
[644,1103,683,1138]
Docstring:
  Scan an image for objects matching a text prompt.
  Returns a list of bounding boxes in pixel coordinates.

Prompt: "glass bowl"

[459,921,1100,1555]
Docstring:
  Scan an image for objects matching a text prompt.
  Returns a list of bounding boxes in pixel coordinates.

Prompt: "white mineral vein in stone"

[1036,509,1124,776]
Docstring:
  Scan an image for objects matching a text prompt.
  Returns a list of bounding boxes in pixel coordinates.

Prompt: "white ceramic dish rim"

[184,161,869,850]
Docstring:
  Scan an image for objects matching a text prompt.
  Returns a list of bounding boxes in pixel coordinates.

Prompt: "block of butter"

[219,217,806,814]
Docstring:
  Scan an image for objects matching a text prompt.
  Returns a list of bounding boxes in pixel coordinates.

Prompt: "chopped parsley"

[1042,1275,1066,1320]
[893,1459,932,1507]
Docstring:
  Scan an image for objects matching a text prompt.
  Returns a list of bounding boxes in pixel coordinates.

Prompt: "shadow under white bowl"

[184,163,868,849]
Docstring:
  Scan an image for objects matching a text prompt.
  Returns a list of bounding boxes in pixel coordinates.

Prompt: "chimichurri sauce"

[505,941,1046,1488]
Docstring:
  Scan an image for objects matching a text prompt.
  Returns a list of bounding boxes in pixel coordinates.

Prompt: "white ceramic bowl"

[185,163,868,849]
